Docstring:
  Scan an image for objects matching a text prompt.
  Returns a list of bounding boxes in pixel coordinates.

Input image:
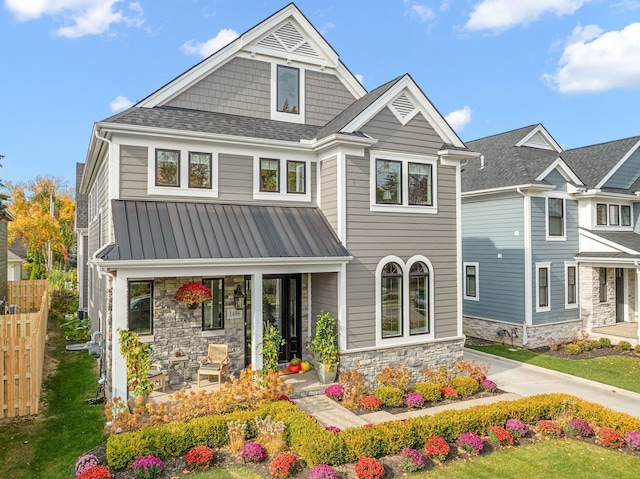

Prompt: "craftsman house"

[461,124,640,348]
[79,3,475,401]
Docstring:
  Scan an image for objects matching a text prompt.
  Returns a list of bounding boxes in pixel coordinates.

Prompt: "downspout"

[517,187,531,346]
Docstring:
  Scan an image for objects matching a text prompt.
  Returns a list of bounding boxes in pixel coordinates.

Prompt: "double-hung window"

[128,280,153,335]
[202,278,224,330]
[536,263,550,312]
[464,263,479,300]
[371,152,436,213]
[547,198,564,238]
[565,263,577,308]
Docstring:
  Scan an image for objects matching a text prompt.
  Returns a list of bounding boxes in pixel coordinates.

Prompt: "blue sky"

[2,0,640,190]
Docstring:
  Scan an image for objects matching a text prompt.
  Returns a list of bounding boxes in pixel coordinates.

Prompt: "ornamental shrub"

[375,365,413,392]
[598,337,611,348]
[624,431,640,451]
[565,343,581,355]
[505,418,529,438]
[269,452,297,478]
[412,382,442,402]
[359,395,382,411]
[239,442,267,462]
[576,340,590,352]
[480,379,497,392]
[355,457,386,479]
[488,426,514,446]
[339,370,369,409]
[535,420,562,438]
[457,432,484,455]
[400,448,425,473]
[131,456,164,479]
[440,387,458,399]
[424,436,450,461]
[78,466,112,479]
[75,454,100,477]
[566,418,593,437]
[308,464,339,479]
[588,339,601,350]
[324,384,345,399]
[375,387,404,407]
[341,427,387,459]
[404,392,425,408]
[598,427,624,448]
[186,446,214,470]
[617,340,632,351]
[451,376,479,397]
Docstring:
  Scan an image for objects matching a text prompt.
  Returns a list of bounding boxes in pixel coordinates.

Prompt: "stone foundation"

[463,316,583,349]
[338,337,465,388]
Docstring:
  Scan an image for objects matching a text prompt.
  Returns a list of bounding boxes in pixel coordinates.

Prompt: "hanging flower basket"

[174,282,213,308]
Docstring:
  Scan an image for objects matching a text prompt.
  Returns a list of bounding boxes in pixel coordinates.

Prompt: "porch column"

[636,265,640,343]
[112,272,128,402]
[251,273,263,370]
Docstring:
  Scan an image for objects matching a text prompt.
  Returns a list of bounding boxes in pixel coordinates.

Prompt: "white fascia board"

[80,125,106,194]
[515,124,562,152]
[308,133,377,155]
[438,148,479,166]
[577,190,638,200]
[596,138,640,189]
[341,76,465,148]
[579,229,640,255]
[535,157,583,185]
[461,184,554,198]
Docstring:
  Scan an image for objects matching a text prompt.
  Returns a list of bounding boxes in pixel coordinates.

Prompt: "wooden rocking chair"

[197,344,229,387]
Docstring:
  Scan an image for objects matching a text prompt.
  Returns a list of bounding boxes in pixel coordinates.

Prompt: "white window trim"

[545,197,566,241]
[271,63,305,124]
[594,202,633,230]
[564,261,578,309]
[370,151,438,214]
[535,262,551,312]
[375,255,435,346]
[253,155,311,202]
[463,262,479,301]
[147,141,219,198]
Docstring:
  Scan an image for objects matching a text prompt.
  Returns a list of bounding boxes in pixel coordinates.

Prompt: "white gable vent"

[389,91,419,125]
[257,21,320,57]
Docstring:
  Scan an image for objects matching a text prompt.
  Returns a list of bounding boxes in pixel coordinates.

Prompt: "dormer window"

[260,158,280,192]
[596,203,632,227]
[156,149,180,187]
[277,65,299,114]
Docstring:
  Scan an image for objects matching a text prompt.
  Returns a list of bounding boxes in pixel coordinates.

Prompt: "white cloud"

[464,0,588,32]
[109,95,133,112]
[543,23,640,93]
[445,106,472,132]
[355,73,364,84]
[404,0,435,22]
[180,29,239,58]
[5,0,144,38]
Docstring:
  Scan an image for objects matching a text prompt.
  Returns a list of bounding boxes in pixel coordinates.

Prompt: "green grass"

[466,344,640,393]
[412,439,640,479]
[0,325,106,478]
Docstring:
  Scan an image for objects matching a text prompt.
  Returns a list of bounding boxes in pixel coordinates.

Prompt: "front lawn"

[465,344,640,394]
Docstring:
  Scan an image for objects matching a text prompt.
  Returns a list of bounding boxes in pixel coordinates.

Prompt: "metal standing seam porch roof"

[97,200,351,263]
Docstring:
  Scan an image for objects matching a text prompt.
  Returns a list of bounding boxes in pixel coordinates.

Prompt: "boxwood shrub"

[375,387,404,407]
[412,382,442,402]
[450,376,479,397]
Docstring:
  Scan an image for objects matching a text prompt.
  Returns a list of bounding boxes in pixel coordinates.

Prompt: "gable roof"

[98,200,351,263]
[561,136,640,189]
[462,124,565,192]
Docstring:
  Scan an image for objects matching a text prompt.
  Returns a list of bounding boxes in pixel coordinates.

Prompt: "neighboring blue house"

[461,124,640,348]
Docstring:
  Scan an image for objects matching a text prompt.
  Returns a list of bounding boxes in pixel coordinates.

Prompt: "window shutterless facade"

[409,262,429,335]
[381,262,403,338]
[276,65,299,114]
[287,160,305,194]
[376,159,402,204]
[128,280,153,334]
[464,263,478,300]
[547,198,564,237]
[596,203,632,227]
[188,152,212,189]
[155,149,180,187]
[565,263,577,308]
[202,278,224,330]
[260,158,280,192]
[621,205,631,226]
[536,263,550,312]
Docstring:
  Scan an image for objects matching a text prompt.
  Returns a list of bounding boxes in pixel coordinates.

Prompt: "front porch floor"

[591,322,639,347]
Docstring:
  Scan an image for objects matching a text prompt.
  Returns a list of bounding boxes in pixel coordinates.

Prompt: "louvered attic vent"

[257,21,320,57]
[389,92,419,125]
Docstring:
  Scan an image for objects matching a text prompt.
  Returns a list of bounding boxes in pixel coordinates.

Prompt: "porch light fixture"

[234,285,245,310]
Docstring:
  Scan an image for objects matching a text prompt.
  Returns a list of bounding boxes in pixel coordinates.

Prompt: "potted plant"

[118,328,154,402]
[174,282,212,309]
[309,310,339,383]
[288,355,301,373]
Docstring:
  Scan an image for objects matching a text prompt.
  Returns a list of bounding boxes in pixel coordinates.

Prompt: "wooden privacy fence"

[8,280,48,314]
[0,282,49,418]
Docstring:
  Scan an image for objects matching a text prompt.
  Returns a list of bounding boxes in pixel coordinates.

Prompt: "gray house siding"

[120,145,147,199]
[166,58,271,118]
[544,170,568,192]
[310,272,338,329]
[604,148,640,189]
[320,156,338,234]
[218,153,254,202]
[462,195,526,323]
[305,70,358,127]
[530,196,579,325]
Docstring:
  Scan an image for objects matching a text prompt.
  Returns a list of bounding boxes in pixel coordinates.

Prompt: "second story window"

[156,149,180,187]
[287,161,306,194]
[260,158,280,192]
[596,203,632,227]
[277,65,299,114]
[189,152,212,189]
[376,159,402,204]
[547,198,564,237]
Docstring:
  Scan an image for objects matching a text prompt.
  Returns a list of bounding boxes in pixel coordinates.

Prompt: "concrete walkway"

[292,348,640,430]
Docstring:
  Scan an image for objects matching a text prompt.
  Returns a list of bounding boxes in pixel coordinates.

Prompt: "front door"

[263,274,302,362]
[616,268,625,323]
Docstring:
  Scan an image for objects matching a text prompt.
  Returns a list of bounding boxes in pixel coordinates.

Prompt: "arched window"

[409,262,429,335]
[381,262,403,338]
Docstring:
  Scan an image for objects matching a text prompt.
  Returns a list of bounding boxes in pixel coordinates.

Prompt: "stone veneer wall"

[581,266,616,330]
[628,272,637,322]
[463,316,583,349]
[338,338,465,389]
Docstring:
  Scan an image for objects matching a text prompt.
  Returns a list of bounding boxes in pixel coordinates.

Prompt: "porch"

[590,322,639,347]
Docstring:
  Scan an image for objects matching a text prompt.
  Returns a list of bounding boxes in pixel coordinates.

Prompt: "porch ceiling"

[98,200,351,262]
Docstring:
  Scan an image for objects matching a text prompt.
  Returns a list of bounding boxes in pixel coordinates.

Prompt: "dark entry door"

[615,268,624,323]
[263,274,302,362]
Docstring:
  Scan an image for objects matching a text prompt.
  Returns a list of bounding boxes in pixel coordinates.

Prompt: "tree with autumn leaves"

[6,176,75,278]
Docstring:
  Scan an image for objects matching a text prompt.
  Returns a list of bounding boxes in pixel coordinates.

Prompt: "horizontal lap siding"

[531,196,579,324]
[320,157,338,233]
[311,273,338,328]
[345,112,459,348]
[120,145,147,199]
[306,70,358,126]
[166,58,271,118]
[462,196,525,323]
[218,154,253,202]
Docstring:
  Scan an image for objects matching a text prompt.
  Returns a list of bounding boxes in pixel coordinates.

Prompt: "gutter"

[516,187,532,345]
